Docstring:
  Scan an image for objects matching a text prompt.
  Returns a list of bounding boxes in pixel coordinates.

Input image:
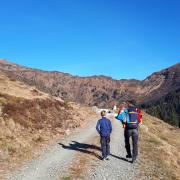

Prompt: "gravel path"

[86,114,139,180]
[6,114,139,180]
[6,119,98,180]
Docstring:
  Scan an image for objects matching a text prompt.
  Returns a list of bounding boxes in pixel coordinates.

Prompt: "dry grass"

[0,95,97,178]
[139,112,180,180]
[0,74,98,179]
[0,74,48,99]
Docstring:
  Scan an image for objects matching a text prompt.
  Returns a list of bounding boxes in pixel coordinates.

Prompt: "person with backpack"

[116,100,142,163]
[96,110,112,160]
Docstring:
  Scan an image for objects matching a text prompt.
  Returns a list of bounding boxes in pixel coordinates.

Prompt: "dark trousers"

[124,128,138,158]
[100,136,110,158]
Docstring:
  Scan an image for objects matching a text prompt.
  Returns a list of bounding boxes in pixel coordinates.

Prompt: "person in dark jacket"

[116,100,141,163]
[96,110,112,160]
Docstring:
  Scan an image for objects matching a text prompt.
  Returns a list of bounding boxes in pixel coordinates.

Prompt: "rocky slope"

[0,59,140,107]
[140,63,180,103]
[0,59,179,108]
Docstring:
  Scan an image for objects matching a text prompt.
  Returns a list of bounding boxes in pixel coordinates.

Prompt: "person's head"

[127,99,136,108]
[119,102,126,110]
[101,110,106,117]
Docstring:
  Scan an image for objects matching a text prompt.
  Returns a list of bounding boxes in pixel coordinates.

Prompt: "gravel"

[6,114,139,180]
[86,114,139,180]
[6,119,97,180]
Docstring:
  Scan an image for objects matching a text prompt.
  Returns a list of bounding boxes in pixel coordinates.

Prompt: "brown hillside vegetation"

[1,59,180,108]
[139,113,180,180]
[0,74,97,178]
[0,74,49,99]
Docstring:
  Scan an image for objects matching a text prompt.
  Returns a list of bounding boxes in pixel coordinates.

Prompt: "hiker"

[116,100,142,163]
[96,110,112,160]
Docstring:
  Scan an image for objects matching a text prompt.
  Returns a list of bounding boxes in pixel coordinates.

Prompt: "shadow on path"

[59,141,101,159]
[58,141,131,163]
[110,154,131,163]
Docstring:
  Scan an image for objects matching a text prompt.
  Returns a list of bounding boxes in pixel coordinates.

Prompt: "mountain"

[139,63,180,103]
[0,59,141,107]
[1,59,179,105]
[140,64,180,127]
[143,88,180,127]
[0,59,180,126]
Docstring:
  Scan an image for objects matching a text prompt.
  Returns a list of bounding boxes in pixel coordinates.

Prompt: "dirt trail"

[6,114,138,180]
[85,114,138,180]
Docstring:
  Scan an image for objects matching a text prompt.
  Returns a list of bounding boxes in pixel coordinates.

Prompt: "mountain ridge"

[0,59,179,108]
[1,58,179,80]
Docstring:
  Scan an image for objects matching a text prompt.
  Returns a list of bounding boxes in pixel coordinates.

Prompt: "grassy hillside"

[139,113,180,180]
[0,74,97,178]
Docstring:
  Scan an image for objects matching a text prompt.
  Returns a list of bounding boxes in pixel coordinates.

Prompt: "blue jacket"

[96,117,112,137]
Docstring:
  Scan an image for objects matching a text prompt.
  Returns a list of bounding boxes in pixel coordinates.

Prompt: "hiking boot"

[132,156,137,163]
[101,157,106,161]
[126,154,132,158]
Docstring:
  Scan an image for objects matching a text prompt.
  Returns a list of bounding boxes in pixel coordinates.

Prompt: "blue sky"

[0,0,179,80]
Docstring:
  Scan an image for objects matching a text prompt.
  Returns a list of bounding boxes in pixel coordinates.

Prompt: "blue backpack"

[126,107,138,129]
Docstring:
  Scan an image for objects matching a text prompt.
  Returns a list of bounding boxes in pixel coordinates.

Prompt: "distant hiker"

[116,100,142,163]
[96,110,112,160]
[113,105,117,111]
